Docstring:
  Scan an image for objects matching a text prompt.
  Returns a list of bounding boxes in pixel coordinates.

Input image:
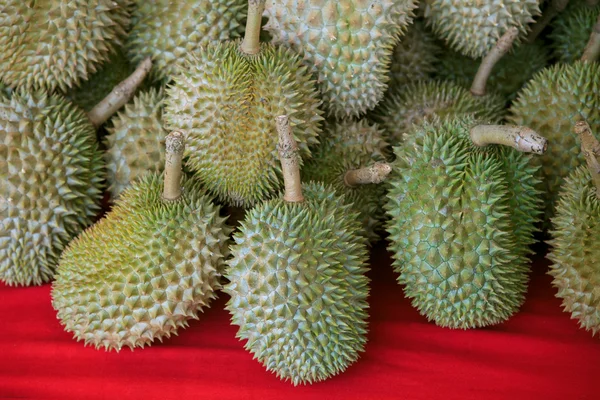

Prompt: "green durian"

[550,1,600,63]
[263,0,419,119]
[548,121,600,336]
[302,119,391,243]
[386,115,546,328]
[165,0,323,208]
[0,89,104,286]
[52,132,231,351]
[0,0,131,92]
[105,87,167,199]
[126,0,247,82]
[225,116,369,385]
[423,0,541,58]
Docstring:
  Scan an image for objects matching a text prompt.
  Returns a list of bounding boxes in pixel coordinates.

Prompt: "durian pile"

[1,0,600,386]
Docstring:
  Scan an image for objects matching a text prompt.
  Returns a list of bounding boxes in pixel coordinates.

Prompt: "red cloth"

[0,246,597,400]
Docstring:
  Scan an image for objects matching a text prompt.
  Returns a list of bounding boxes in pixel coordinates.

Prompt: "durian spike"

[344,162,392,187]
[581,14,600,62]
[526,0,570,43]
[276,115,304,203]
[574,121,600,198]
[87,57,152,128]
[470,28,519,97]
[470,125,548,154]
[240,0,266,55]
[163,131,185,201]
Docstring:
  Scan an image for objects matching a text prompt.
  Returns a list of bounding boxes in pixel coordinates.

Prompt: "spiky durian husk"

[302,120,389,243]
[105,88,166,199]
[127,0,246,83]
[435,42,549,100]
[388,20,441,90]
[370,80,505,145]
[164,41,323,208]
[0,90,104,286]
[224,182,369,385]
[386,115,541,329]
[548,166,600,336]
[549,2,600,63]
[0,0,131,92]
[52,174,231,351]
[263,0,419,119]
[508,61,600,220]
[423,0,541,59]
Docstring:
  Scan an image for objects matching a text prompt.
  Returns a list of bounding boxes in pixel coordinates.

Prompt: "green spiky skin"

[264,0,419,119]
[164,41,323,208]
[0,0,131,92]
[127,0,246,83]
[508,61,600,221]
[423,0,541,58]
[549,2,600,63]
[435,42,549,100]
[51,174,232,351]
[548,166,600,336]
[388,20,441,90]
[0,90,104,286]
[370,80,505,145]
[105,88,167,199]
[302,120,389,243]
[386,115,542,329]
[224,182,369,385]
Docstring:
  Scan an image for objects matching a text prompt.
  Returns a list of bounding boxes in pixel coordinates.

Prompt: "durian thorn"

[526,0,570,43]
[240,0,266,55]
[470,28,519,97]
[87,57,152,128]
[470,125,547,154]
[574,121,600,198]
[162,131,185,202]
[276,115,304,203]
[344,162,392,187]
[581,14,600,62]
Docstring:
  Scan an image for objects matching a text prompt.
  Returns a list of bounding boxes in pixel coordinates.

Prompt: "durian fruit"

[548,121,600,336]
[165,0,323,208]
[52,131,231,351]
[126,0,247,82]
[225,115,370,385]
[386,115,547,328]
[302,120,391,243]
[105,87,167,199]
[423,0,541,59]
[0,0,131,92]
[263,0,419,119]
[550,2,600,63]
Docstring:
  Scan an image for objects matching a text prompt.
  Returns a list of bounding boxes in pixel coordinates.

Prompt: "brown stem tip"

[470,125,548,154]
[575,120,600,199]
[276,115,304,203]
[344,162,392,187]
[162,131,185,202]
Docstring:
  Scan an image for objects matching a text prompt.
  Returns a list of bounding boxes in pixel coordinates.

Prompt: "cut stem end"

[277,115,304,203]
[344,162,392,187]
[162,131,185,202]
[470,125,548,154]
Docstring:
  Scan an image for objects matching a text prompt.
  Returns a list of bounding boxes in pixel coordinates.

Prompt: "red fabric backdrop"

[0,245,597,400]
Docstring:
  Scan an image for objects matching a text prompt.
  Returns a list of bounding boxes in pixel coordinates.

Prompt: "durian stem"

[240,0,266,55]
[581,15,600,62]
[470,28,519,97]
[344,162,392,187]
[87,57,152,128]
[526,0,570,43]
[587,0,599,6]
[470,125,548,154]
[163,131,185,202]
[574,121,600,198]
[276,115,304,203]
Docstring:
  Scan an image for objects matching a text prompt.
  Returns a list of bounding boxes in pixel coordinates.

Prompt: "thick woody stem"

[276,115,304,203]
[344,162,392,187]
[162,131,185,202]
[470,125,548,154]
[88,57,152,128]
[526,0,570,43]
[574,121,600,198]
[470,28,519,97]
[581,15,600,62]
[240,0,266,55]
[587,0,599,6]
